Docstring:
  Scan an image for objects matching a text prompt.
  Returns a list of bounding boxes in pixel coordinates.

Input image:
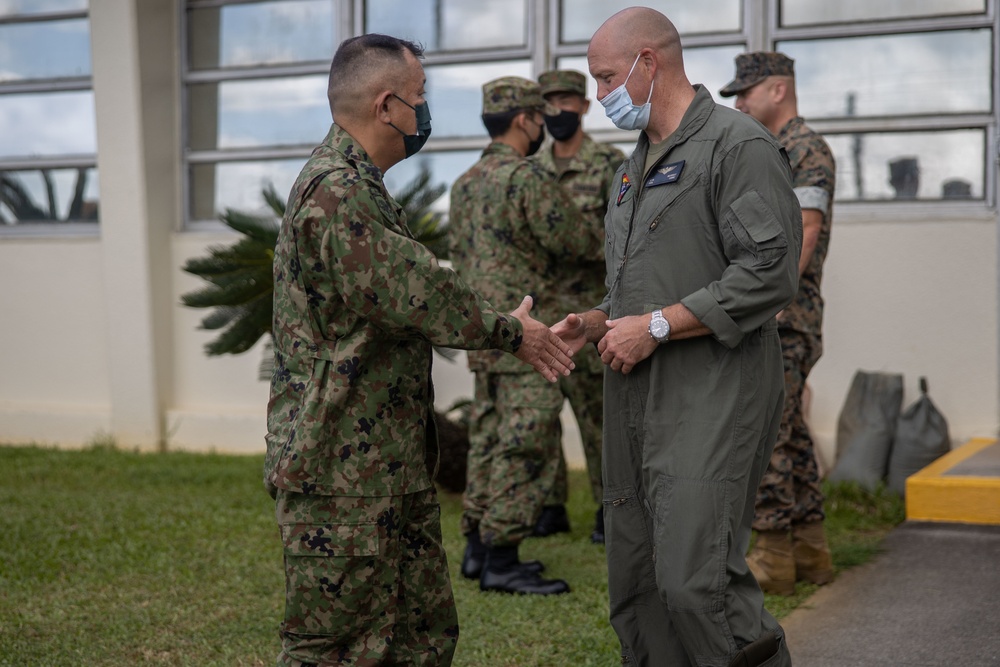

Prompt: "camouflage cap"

[719,52,795,97]
[538,70,587,98]
[482,76,557,115]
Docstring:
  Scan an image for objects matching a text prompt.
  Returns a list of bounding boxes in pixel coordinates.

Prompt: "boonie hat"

[719,52,795,97]
[482,76,557,115]
[538,70,587,97]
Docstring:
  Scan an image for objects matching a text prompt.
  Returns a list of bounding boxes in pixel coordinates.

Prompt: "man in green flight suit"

[532,69,625,543]
[555,8,801,666]
[450,76,603,595]
[265,34,576,666]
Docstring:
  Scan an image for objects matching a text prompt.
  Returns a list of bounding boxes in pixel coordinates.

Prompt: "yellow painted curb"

[906,438,1000,525]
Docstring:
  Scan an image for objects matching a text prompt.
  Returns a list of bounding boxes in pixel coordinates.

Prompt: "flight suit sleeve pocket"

[724,189,788,265]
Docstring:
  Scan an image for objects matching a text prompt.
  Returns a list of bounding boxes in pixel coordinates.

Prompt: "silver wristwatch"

[648,309,670,343]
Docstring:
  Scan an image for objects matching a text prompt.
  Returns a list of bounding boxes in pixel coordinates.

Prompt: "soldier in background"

[265,35,576,665]
[450,76,602,595]
[532,69,624,543]
[721,51,837,596]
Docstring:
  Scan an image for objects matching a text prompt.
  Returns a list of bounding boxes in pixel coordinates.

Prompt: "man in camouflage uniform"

[532,69,625,543]
[265,35,577,666]
[721,51,836,596]
[450,76,602,595]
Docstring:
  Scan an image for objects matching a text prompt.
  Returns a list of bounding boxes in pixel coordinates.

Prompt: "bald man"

[266,34,576,666]
[554,8,800,666]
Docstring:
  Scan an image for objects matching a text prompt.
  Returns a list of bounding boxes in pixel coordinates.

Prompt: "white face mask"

[599,53,654,131]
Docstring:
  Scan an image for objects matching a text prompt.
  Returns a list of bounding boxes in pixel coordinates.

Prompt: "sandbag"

[829,370,903,490]
[887,378,951,497]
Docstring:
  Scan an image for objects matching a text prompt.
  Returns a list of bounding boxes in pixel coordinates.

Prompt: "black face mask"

[544,110,581,141]
[390,94,432,158]
[525,118,546,157]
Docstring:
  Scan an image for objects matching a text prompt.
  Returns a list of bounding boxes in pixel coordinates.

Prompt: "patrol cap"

[482,76,557,116]
[719,52,795,98]
[538,69,587,98]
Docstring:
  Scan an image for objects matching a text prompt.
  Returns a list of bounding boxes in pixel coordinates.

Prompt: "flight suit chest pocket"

[644,169,703,233]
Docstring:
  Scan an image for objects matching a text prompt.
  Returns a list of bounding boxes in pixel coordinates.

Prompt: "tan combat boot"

[747,531,796,596]
[792,521,834,585]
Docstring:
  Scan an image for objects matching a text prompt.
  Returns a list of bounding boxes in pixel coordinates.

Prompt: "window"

[0,3,98,228]
[181,0,998,224]
[774,1,996,203]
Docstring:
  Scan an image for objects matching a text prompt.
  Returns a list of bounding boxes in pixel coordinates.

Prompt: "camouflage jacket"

[449,141,602,374]
[534,135,624,374]
[776,116,835,337]
[265,123,524,497]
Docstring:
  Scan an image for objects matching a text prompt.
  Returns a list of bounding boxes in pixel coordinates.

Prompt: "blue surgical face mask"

[390,94,432,158]
[599,53,653,131]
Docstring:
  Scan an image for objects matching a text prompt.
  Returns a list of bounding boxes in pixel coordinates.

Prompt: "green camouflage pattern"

[449,141,601,374]
[753,330,826,532]
[719,51,795,97]
[776,116,835,337]
[539,69,587,97]
[534,134,625,503]
[481,76,550,115]
[276,487,458,665]
[460,372,564,546]
[265,123,525,499]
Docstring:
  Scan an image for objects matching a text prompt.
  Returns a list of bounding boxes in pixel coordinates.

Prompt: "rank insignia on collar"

[616,173,631,205]
[645,160,685,188]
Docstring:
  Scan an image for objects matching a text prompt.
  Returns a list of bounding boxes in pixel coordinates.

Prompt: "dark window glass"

[825,129,984,201]
[560,0,740,43]
[0,167,99,223]
[781,0,985,27]
[187,0,335,70]
[187,76,329,151]
[779,30,992,119]
[366,0,526,52]
[0,19,91,81]
[0,91,96,158]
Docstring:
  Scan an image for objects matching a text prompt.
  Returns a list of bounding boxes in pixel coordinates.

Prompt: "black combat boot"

[531,504,571,537]
[590,507,605,544]
[480,545,569,595]
[460,531,544,580]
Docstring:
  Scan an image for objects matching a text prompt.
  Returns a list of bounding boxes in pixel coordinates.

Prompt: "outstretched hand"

[550,312,589,357]
[511,296,575,382]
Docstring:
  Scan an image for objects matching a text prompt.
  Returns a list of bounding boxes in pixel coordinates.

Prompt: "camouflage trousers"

[460,371,563,546]
[548,363,604,505]
[275,487,458,666]
[753,330,826,532]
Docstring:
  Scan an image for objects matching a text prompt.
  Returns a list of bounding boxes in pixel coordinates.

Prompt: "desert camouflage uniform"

[266,123,525,666]
[450,126,600,547]
[534,135,624,504]
[753,116,836,533]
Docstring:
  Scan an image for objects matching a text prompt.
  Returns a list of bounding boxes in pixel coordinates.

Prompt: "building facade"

[1,0,998,468]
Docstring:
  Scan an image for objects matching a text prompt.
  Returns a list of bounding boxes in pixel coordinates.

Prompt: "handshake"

[511,295,676,380]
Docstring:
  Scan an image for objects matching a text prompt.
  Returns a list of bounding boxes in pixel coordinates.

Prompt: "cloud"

[0,91,95,158]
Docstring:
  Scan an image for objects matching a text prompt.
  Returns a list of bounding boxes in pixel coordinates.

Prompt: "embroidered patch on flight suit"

[644,160,685,188]
[616,174,631,205]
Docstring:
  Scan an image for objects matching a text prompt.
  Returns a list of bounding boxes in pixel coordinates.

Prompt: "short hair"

[327,34,424,120]
[482,107,540,139]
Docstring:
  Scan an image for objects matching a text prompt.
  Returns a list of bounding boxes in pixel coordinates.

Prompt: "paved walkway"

[781,521,1000,666]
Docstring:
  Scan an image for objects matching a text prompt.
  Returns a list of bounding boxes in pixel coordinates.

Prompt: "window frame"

[0,6,98,237]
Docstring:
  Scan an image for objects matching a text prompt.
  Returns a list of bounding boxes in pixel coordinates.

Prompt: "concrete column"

[89,0,177,448]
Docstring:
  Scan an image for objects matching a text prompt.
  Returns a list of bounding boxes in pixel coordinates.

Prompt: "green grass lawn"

[0,445,904,666]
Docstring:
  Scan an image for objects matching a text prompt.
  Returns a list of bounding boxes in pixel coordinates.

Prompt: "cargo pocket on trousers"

[280,522,380,637]
[654,475,726,612]
[604,485,657,607]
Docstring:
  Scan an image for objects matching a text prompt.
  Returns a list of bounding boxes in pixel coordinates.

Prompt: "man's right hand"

[510,296,575,382]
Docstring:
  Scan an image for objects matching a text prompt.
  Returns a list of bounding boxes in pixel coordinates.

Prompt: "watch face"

[651,317,669,340]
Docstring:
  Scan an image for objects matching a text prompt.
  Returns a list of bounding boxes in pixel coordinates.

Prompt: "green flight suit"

[266,123,525,666]
[599,86,801,666]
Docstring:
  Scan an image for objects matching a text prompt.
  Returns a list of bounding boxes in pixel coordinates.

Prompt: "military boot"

[480,545,569,595]
[460,531,544,580]
[747,531,795,596]
[792,521,834,585]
